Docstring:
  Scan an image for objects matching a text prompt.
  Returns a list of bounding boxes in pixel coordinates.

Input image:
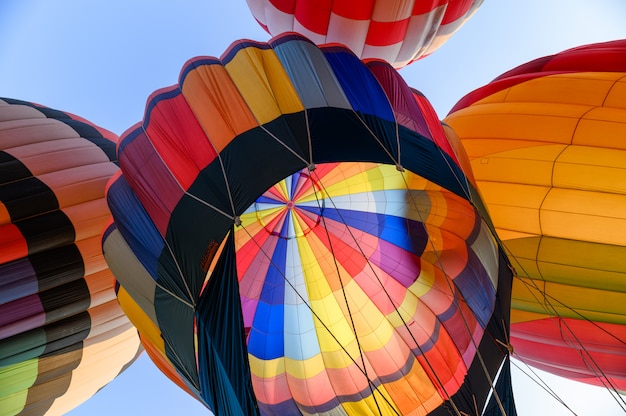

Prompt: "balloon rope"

[306,167,464,416]
[398,171,504,416]
[260,124,311,167]
[312,187,386,416]
[509,358,578,415]
[345,111,480,415]
[136,125,200,302]
[237,221,401,415]
[511,269,626,411]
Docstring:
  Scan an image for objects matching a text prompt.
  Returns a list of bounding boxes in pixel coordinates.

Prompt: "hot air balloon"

[245,0,483,68]
[444,39,626,393]
[103,33,515,415]
[0,98,142,415]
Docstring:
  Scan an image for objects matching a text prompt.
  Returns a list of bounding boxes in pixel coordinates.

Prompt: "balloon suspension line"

[138,125,199,303]
[237,222,400,416]
[429,143,521,416]
[398,170,502,416]
[511,261,626,412]
[346,111,473,415]
[310,167,467,416]
[509,359,579,416]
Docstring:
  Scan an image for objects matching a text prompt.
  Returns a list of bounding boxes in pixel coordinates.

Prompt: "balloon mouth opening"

[253,169,326,240]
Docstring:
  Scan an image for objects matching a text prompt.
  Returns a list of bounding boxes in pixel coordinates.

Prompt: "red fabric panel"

[333,0,375,20]
[294,0,332,34]
[511,318,626,389]
[269,0,296,14]
[412,0,446,15]
[144,93,218,190]
[0,224,27,263]
[441,0,474,24]
[118,130,185,236]
[365,18,410,46]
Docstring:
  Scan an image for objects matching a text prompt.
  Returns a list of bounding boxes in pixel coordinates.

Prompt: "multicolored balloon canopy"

[103,34,514,415]
[245,0,483,68]
[0,98,142,415]
[445,39,626,393]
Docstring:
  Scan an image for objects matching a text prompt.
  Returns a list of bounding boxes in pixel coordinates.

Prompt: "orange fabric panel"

[181,62,259,154]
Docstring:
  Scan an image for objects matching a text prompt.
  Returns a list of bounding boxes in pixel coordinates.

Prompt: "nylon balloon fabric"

[245,0,483,69]
[445,39,626,393]
[104,34,514,415]
[0,98,142,415]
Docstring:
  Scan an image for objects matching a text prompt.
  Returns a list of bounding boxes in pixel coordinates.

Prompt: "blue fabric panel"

[308,207,428,254]
[106,175,163,280]
[322,47,395,122]
[248,234,287,360]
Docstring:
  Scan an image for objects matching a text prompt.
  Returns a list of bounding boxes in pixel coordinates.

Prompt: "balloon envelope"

[104,34,514,415]
[0,98,142,415]
[245,0,483,68]
[444,39,626,392]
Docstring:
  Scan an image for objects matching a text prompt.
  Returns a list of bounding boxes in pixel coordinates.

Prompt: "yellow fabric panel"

[574,107,626,147]
[604,74,626,108]
[504,237,626,292]
[446,102,585,145]
[542,188,626,246]
[442,124,476,186]
[511,277,626,325]
[249,355,284,379]
[181,63,258,153]
[505,74,617,107]
[224,44,304,125]
[554,146,626,193]
[470,144,564,187]
[117,285,165,356]
[474,181,548,235]
[311,293,356,353]
[340,386,400,416]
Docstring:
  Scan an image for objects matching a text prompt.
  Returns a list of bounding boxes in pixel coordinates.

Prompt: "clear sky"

[1,1,625,415]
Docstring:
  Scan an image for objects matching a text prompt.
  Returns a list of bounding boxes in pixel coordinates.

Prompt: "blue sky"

[1,1,626,415]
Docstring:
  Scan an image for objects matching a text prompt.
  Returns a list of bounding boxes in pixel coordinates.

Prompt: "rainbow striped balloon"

[104,34,513,415]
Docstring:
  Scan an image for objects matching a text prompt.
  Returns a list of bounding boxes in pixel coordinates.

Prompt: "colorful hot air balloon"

[444,39,626,393]
[103,33,515,415]
[245,0,483,68]
[0,98,142,415]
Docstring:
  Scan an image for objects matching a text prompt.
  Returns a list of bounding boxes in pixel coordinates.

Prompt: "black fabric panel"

[29,244,85,293]
[0,151,32,185]
[61,120,117,163]
[42,311,91,356]
[0,178,59,222]
[39,278,91,326]
[483,357,518,416]
[430,247,514,416]
[157,284,201,391]
[196,232,259,415]
[0,312,89,366]
[16,211,76,256]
